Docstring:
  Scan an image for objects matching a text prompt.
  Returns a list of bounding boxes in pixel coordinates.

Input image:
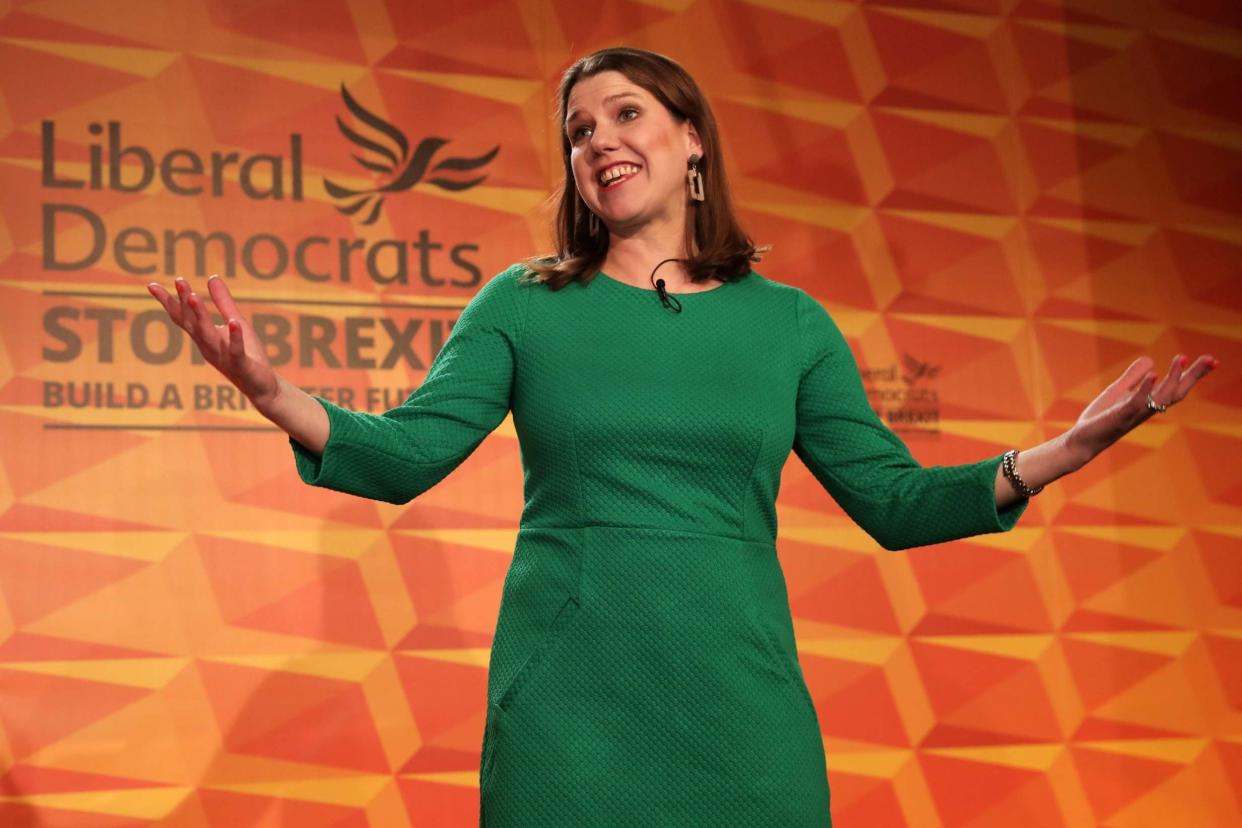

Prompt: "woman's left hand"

[1064,353,1218,467]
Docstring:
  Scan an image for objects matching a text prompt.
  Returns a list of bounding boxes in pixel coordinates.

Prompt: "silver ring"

[1146,393,1169,414]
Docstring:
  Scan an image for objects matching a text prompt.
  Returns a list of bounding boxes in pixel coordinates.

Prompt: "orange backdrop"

[2,1,1241,825]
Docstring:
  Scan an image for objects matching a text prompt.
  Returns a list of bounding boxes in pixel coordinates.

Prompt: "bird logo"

[901,353,941,385]
[324,84,500,225]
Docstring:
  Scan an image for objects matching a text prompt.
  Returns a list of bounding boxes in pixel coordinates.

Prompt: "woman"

[149,47,1215,827]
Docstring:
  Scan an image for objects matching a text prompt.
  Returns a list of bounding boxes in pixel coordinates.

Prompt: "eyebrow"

[565,92,642,127]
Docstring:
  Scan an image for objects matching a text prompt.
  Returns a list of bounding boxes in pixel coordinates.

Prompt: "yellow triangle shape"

[633,0,696,10]
[405,183,548,217]
[0,404,234,428]
[875,107,1008,139]
[821,307,882,338]
[200,53,367,92]
[798,636,904,666]
[873,7,997,38]
[825,748,912,778]
[745,198,868,233]
[1,156,40,173]
[381,69,540,106]
[881,209,1017,241]
[937,420,1037,446]
[1020,116,1145,148]
[1062,631,1196,657]
[1150,28,1242,60]
[1039,318,1164,346]
[0,787,191,819]
[204,529,386,559]
[1199,525,1242,541]
[924,743,1064,771]
[394,647,491,669]
[736,0,854,24]
[203,651,388,682]
[207,775,391,807]
[0,37,178,78]
[391,528,516,553]
[1179,320,1242,343]
[1077,738,1206,764]
[961,527,1046,553]
[778,524,877,553]
[0,657,189,689]
[916,634,1054,660]
[1172,222,1242,245]
[0,531,186,562]
[1014,18,1134,50]
[1028,216,1153,246]
[397,769,479,788]
[1057,526,1185,552]
[723,93,860,129]
[889,313,1025,342]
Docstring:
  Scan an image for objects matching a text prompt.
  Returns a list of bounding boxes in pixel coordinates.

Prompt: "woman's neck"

[602,226,694,288]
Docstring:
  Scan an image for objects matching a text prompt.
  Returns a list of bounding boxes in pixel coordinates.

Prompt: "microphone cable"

[649,257,684,313]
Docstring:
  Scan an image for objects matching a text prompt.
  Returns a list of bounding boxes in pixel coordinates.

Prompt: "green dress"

[290,264,1027,826]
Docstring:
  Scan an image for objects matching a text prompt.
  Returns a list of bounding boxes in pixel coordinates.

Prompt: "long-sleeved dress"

[290,263,1027,826]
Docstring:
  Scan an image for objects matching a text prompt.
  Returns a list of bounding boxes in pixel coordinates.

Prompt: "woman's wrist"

[994,432,1093,507]
[251,375,289,420]
[253,376,331,455]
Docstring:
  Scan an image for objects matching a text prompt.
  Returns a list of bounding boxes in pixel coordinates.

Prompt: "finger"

[146,282,182,324]
[1114,356,1155,392]
[1152,354,1185,401]
[186,289,221,347]
[227,318,246,362]
[206,274,243,321]
[175,278,194,331]
[1172,354,1217,401]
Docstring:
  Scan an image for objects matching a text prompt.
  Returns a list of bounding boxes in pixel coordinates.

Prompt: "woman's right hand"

[147,275,280,410]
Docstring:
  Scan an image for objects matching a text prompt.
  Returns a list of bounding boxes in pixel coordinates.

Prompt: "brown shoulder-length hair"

[524,47,764,290]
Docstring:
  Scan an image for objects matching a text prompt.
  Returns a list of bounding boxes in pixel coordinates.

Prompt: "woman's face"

[565,70,702,236]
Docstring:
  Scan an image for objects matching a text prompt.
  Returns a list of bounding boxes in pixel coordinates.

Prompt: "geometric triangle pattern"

[1,1,1239,825]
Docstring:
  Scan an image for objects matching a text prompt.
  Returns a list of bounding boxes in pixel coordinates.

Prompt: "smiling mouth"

[599,163,641,188]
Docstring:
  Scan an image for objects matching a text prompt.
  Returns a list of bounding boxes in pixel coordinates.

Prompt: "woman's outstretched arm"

[147,275,330,455]
[793,289,1220,551]
[994,354,1218,509]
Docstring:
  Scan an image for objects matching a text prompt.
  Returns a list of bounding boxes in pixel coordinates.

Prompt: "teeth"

[599,164,639,186]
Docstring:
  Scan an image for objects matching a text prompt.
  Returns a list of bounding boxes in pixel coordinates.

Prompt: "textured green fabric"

[291,264,1027,826]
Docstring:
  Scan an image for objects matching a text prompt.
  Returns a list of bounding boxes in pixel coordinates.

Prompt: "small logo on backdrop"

[901,353,940,385]
[861,353,942,436]
[324,85,500,225]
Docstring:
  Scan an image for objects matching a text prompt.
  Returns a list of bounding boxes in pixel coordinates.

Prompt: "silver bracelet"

[1002,449,1043,498]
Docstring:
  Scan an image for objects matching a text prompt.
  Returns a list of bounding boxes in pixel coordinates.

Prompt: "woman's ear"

[686,121,703,159]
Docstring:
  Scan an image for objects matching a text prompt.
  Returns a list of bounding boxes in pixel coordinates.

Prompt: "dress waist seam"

[517,522,773,545]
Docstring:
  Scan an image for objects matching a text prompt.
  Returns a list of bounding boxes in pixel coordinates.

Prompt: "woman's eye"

[619,107,639,122]
[571,125,591,141]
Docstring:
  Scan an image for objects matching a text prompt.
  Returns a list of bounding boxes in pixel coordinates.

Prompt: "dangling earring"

[687,154,706,202]
[588,210,600,236]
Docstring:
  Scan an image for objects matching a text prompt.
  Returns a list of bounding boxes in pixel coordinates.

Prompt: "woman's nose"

[588,124,618,153]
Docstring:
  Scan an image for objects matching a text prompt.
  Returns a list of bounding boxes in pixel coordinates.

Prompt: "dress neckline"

[596,270,731,296]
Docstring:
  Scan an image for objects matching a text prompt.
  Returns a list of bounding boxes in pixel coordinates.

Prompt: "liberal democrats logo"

[900,353,941,385]
[324,85,499,225]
